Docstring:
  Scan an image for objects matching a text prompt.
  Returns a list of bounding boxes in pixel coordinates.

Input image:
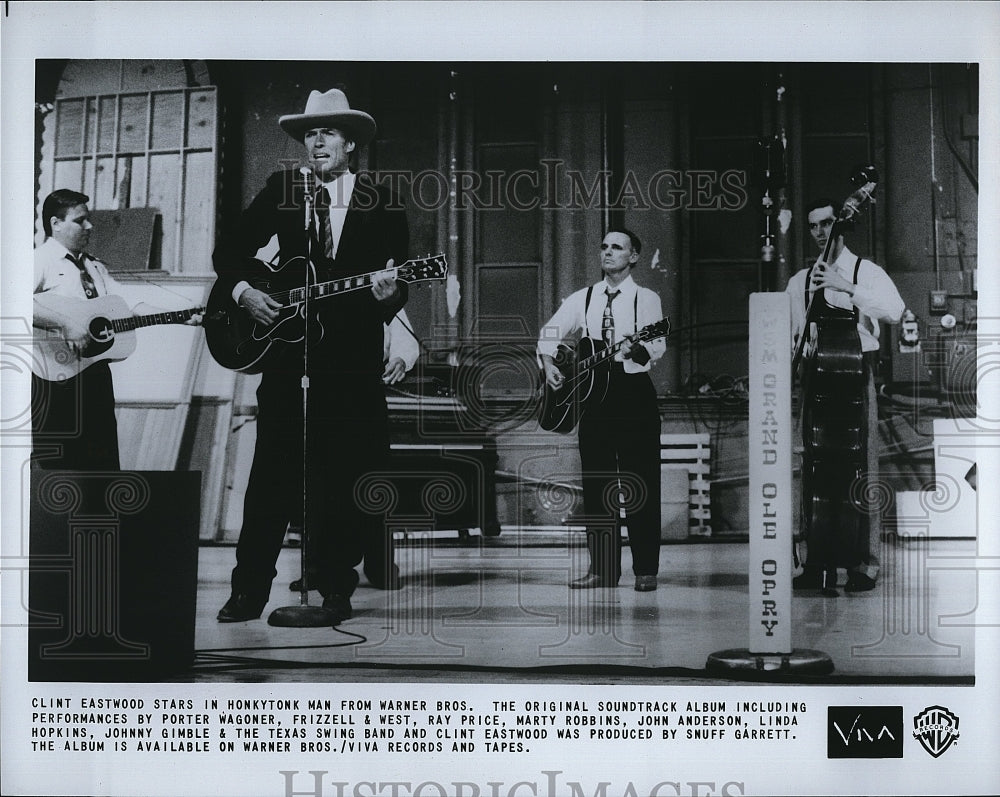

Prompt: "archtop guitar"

[538,317,671,433]
[203,254,448,373]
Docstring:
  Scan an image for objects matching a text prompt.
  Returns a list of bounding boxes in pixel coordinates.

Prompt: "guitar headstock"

[398,254,448,284]
[637,317,671,343]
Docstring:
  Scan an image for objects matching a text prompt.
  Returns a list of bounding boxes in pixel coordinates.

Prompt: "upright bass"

[792,166,879,596]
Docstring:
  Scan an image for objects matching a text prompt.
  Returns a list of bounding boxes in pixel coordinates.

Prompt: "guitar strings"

[258,262,426,307]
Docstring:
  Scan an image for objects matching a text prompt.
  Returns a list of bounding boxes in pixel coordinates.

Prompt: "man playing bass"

[786,197,904,594]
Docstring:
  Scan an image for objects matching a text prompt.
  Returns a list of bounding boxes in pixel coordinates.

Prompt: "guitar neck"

[112,308,199,333]
[579,340,626,373]
[269,255,445,307]
[791,233,840,370]
[576,324,667,374]
[297,269,384,304]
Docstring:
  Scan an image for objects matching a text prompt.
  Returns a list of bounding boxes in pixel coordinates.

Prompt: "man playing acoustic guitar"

[538,229,666,592]
[32,189,202,470]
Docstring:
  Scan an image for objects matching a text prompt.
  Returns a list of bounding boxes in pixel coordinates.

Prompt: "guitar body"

[32,294,137,381]
[204,257,323,374]
[204,253,449,374]
[538,337,609,433]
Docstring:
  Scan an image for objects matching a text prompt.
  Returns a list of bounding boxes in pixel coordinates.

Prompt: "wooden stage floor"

[181,532,977,684]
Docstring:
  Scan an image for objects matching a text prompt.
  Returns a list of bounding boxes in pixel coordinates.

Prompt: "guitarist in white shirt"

[32,189,200,469]
[538,229,666,592]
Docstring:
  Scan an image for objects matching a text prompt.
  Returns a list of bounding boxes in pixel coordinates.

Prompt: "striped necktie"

[314,187,334,259]
[67,253,98,299]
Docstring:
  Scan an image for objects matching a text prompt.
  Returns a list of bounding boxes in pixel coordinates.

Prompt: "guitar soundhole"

[89,317,114,343]
[85,317,115,357]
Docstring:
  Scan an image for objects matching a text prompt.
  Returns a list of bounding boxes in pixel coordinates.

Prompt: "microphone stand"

[268,167,337,627]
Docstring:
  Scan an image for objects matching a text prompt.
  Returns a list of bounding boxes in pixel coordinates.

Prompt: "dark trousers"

[231,372,392,601]
[800,352,880,578]
[31,362,120,470]
[577,367,661,582]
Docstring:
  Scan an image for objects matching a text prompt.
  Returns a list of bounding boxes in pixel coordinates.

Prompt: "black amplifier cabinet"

[382,442,500,537]
[28,470,201,682]
[384,393,501,536]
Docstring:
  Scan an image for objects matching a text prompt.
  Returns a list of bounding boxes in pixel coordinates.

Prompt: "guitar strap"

[584,285,594,337]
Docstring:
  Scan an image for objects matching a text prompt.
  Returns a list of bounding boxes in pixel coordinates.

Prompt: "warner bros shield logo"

[912,705,961,758]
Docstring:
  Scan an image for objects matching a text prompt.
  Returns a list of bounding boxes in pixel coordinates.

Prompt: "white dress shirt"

[317,170,356,258]
[537,274,666,374]
[785,245,905,353]
[34,237,137,306]
[232,170,358,304]
[384,308,420,371]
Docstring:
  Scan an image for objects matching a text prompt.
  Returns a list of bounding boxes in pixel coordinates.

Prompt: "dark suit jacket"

[213,169,409,378]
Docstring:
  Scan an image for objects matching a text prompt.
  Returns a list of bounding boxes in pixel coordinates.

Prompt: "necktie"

[602,289,620,346]
[67,253,98,299]
[314,187,334,259]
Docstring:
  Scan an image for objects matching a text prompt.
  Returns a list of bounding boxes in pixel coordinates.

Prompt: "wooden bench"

[660,433,712,537]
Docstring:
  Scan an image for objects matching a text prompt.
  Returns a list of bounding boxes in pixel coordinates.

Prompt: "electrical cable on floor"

[198,627,369,655]
[190,627,370,672]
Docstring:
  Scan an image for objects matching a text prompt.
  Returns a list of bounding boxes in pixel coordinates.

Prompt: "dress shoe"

[322,594,353,625]
[634,575,658,592]
[792,568,823,590]
[569,574,615,589]
[289,576,308,592]
[217,593,266,623]
[845,572,877,593]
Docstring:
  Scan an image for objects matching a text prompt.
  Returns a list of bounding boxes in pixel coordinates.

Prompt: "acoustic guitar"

[203,254,448,373]
[32,293,203,381]
[538,318,671,433]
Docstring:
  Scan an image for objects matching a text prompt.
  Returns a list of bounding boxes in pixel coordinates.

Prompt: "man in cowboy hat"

[213,88,409,624]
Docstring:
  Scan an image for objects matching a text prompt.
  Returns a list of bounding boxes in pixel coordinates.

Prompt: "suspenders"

[804,256,863,321]
[852,256,862,321]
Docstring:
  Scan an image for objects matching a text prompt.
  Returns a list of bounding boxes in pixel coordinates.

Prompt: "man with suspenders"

[786,197,905,593]
[539,228,667,591]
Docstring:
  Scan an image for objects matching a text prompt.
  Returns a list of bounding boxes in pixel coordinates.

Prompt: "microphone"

[300,166,312,231]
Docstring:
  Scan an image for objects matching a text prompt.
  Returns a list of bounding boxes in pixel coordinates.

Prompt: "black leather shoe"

[845,572,877,593]
[289,576,311,592]
[792,568,823,590]
[570,574,615,589]
[217,593,266,623]
[322,594,353,625]
[634,575,657,592]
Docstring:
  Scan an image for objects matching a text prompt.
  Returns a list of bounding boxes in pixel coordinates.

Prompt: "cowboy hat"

[278,89,376,145]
